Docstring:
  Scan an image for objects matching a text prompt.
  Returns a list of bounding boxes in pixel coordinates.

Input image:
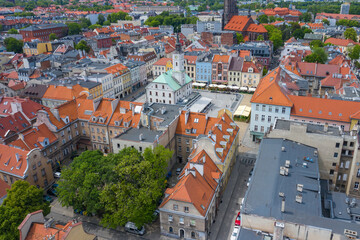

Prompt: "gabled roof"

[9,124,57,151]
[325,38,360,47]
[43,84,88,101]
[153,57,172,66]
[108,101,143,128]
[0,97,47,119]
[212,54,230,63]
[224,15,252,32]
[0,112,30,139]
[0,144,30,178]
[289,95,360,123]
[251,67,293,107]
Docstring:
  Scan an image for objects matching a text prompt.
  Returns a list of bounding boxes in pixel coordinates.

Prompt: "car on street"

[43,195,53,203]
[125,222,145,236]
[176,168,182,175]
[230,226,240,240]
[249,168,254,176]
[235,211,241,226]
[246,177,252,187]
[54,172,61,178]
[47,183,59,196]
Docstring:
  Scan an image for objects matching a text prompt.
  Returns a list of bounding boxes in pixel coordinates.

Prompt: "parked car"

[230,226,240,240]
[249,168,254,176]
[176,168,182,175]
[235,211,241,226]
[125,222,145,236]
[47,183,59,196]
[54,172,61,178]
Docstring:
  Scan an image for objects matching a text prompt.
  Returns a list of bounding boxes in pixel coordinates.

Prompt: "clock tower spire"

[172,33,186,85]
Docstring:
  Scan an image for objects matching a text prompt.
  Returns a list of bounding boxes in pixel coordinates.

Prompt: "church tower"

[223,0,238,29]
[172,33,186,85]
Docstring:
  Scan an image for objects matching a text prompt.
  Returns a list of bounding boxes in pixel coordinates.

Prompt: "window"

[3,175,7,183]
[191,231,196,238]
[268,116,271,122]
[330,169,334,175]
[178,138,181,143]
[332,162,337,167]
[256,104,259,111]
[275,107,279,113]
[184,206,189,212]
[255,114,258,121]
[33,174,38,182]
[33,164,36,170]
[335,143,340,148]
[41,168,46,176]
[355,182,359,190]
[262,105,265,111]
[173,204,178,211]
[269,106,272,112]
[261,126,264,132]
[190,220,196,226]
[169,227,173,233]
[74,123,78,128]
[168,215,173,222]
[350,142,354,147]
[91,128,94,133]
[261,115,265,122]
[179,217,184,224]
[254,125,258,131]
[282,107,286,114]
[344,141,348,146]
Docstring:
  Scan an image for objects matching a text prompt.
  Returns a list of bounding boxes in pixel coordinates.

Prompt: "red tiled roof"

[0,144,30,178]
[251,67,293,107]
[325,38,360,47]
[224,16,252,32]
[154,57,172,66]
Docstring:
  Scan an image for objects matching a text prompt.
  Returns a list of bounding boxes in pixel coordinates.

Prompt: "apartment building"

[105,63,131,99]
[0,145,54,189]
[212,54,231,84]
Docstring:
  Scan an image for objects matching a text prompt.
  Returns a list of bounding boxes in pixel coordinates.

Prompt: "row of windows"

[150,98,172,104]
[149,91,171,97]
[255,104,286,114]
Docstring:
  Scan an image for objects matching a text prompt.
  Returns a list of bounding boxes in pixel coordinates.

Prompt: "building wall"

[196,61,212,83]
[147,83,176,105]
[228,70,242,87]
[241,69,261,88]
[250,103,291,138]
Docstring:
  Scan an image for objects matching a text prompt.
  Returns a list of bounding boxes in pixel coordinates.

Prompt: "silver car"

[125,222,145,236]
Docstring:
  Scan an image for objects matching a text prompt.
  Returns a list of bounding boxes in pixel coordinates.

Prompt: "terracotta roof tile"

[0,144,30,178]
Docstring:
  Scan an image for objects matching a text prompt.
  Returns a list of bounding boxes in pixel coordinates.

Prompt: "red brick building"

[224,15,268,41]
[201,31,236,46]
[19,23,68,41]
[92,35,112,49]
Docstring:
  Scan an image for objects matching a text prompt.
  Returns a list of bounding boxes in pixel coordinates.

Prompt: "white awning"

[234,105,251,117]
[230,86,240,90]
[240,87,248,91]
[248,87,256,92]
[217,85,227,89]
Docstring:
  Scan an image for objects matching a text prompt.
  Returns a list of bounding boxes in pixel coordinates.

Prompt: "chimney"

[281,197,285,213]
[139,133,143,141]
[324,123,328,132]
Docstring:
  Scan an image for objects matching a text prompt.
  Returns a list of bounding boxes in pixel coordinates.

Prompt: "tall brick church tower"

[223,0,238,29]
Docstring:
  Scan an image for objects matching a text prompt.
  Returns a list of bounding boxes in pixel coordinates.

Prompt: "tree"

[266,3,275,9]
[257,14,269,24]
[292,28,305,39]
[348,45,360,60]
[344,28,357,42]
[100,146,172,228]
[265,25,283,50]
[8,28,18,34]
[304,47,327,64]
[67,22,81,35]
[236,33,244,43]
[310,40,324,49]
[89,24,102,30]
[4,37,23,53]
[97,14,105,25]
[262,66,268,76]
[300,12,312,22]
[125,16,132,21]
[322,18,330,26]
[0,181,50,240]
[49,33,58,41]
[79,17,92,28]
[256,35,264,41]
[75,40,90,53]
[103,20,111,26]
[58,146,172,229]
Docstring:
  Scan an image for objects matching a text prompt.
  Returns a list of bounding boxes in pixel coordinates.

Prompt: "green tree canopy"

[89,24,102,30]
[322,18,330,26]
[310,40,324,49]
[79,17,92,28]
[264,25,283,50]
[344,28,358,42]
[75,40,90,53]
[58,146,172,228]
[4,37,23,53]
[67,22,82,35]
[0,181,50,240]
[348,45,360,60]
[236,33,244,43]
[299,12,312,22]
[304,47,327,64]
[97,14,105,25]
[8,28,18,34]
[256,35,264,41]
[144,12,198,32]
[257,14,268,24]
[49,33,58,41]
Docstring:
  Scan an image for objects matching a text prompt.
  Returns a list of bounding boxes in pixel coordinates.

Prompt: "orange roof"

[212,54,230,63]
[0,144,30,178]
[224,16,252,32]
[108,100,142,128]
[251,67,293,107]
[160,150,221,216]
[184,55,198,64]
[153,57,172,66]
[104,63,129,75]
[325,38,359,47]
[239,50,251,58]
[9,124,58,151]
[43,84,87,101]
[247,23,267,33]
[242,61,261,73]
[289,95,360,123]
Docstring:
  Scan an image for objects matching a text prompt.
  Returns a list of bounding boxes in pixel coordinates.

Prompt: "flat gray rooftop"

[115,127,163,143]
[143,103,183,127]
[274,119,341,136]
[244,138,360,236]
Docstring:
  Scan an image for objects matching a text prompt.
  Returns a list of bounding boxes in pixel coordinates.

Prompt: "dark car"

[43,195,53,203]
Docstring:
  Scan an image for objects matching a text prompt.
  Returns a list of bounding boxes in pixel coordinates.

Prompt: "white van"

[125,222,145,236]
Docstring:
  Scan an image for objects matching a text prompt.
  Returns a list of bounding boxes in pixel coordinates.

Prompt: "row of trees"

[256,15,284,24]
[57,146,172,228]
[336,19,360,28]
[144,11,198,32]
